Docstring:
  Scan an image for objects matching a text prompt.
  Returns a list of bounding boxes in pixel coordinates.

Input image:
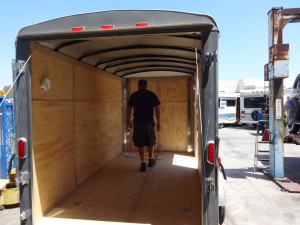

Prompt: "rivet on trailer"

[14,10,225,225]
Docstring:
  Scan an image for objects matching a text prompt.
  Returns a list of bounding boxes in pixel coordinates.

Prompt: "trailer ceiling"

[36,32,201,78]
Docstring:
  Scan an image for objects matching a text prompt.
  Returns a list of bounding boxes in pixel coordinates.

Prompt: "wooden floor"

[38,152,202,225]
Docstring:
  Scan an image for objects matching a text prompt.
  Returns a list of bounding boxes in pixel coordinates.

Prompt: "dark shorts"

[133,122,156,147]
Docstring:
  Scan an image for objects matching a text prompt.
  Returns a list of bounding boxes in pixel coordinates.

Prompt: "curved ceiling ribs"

[78,45,201,61]
[53,33,201,77]
[114,64,195,76]
[95,54,196,68]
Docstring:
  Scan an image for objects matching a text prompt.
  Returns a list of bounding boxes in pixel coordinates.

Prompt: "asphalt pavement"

[220,125,300,225]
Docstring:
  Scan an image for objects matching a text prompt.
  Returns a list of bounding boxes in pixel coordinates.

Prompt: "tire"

[251,110,259,121]
[219,206,225,224]
[285,99,300,134]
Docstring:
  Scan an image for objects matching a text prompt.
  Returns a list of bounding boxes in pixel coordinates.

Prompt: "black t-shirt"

[127,89,161,123]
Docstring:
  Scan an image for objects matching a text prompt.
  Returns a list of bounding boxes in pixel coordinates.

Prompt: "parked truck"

[285,74,300,134]
[13,10,224,225]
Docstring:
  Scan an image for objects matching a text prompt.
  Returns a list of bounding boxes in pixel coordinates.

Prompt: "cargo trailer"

[13,10,223,225]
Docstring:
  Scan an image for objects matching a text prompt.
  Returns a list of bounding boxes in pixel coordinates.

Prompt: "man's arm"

[154,105,161,132]
[127,106,133,128]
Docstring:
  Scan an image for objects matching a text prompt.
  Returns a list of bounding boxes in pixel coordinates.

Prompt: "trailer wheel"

[285,99,300,134]
[251,110,259,121]
[219,206,225,224]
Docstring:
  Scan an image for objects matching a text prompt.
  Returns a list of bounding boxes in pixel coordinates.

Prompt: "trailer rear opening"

[14,10,220,225]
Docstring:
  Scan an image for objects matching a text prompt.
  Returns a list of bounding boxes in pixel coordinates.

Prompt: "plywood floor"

[39,152,202,225]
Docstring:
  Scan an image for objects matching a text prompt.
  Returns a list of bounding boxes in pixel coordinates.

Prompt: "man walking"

[127,80,161,172]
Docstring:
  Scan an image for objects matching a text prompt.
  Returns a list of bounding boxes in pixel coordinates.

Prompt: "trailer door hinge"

[12,59,26,73]
[20,209,32,221]
[206,178,215,192]
[17,171,30,186]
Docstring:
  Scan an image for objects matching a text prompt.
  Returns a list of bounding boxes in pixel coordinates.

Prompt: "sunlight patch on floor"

[172,154,198,169]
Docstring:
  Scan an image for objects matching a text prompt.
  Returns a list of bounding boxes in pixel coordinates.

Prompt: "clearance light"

[207,141,215,164]
[18,138,27,158]
[101,25,114,29]
[72,27,85,31]
[136,22,149,27]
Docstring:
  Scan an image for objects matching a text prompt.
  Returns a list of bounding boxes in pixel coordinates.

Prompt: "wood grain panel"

[30,44,74,101]
[158,102,188,151]
[32,101,76,215]
[158,78,187,102]
[75,64,122,102]
[42,153,202,225]
[75,102,123,184]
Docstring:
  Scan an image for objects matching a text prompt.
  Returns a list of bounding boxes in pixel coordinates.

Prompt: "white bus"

[240,89,268,125]
[218,92,240,126]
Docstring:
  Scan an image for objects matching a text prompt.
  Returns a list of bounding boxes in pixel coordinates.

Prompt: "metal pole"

[267,7,285,178]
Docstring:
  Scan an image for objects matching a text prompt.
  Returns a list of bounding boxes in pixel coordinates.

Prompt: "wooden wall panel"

[32,101,76,215]
[158,78,187,102]
[75,102,123,184]
[30,43,123,219]
[30,44,74,101]
[75,64,122,102]
[127,77,188,152]
[159,102,188,151]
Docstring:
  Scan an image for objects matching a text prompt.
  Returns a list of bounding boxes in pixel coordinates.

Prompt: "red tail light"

[136,22,149,27]
[207,141,215,164]
[18,138,27,158]
[72,27,85,31]
[101,25,114,29]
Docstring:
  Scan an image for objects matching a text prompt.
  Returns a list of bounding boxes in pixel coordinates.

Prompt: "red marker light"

[72,27,85,31]
[207,142,215,164]
[101,25,114,29]
[18,138,27,158]
[136,22,149,27]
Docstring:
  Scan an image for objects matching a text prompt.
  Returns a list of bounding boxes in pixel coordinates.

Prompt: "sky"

[0,0,299,89]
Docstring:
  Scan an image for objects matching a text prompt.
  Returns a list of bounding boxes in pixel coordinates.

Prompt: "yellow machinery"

[0,90,6,96]
[0,168,19,210]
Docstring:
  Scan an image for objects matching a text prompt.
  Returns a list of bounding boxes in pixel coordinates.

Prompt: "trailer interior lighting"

[136,22,149,27]
[101,25,115,29]
[72,27,85,31]
[172,154,198,169]
[207,142,215,164]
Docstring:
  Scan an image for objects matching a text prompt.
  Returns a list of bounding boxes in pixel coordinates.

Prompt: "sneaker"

[148,158,156,167]
[140,162,146,172]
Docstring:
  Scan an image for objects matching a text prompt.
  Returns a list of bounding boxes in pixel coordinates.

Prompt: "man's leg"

[147,146,154,159]
[138,146,146,172]
[147,145,156,167]
[138,147,145,162]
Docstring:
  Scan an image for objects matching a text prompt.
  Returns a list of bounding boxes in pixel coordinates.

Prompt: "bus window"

[244,97,266,108]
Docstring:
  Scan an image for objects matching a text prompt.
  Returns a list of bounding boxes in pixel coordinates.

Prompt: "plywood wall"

[30,43,123,220]
[128,78,188,152]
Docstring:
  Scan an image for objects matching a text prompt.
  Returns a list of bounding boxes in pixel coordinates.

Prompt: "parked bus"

[218,92,240,126]
[239,89,268,125]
